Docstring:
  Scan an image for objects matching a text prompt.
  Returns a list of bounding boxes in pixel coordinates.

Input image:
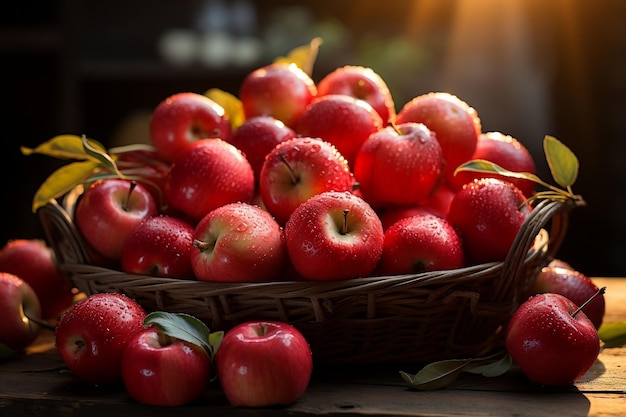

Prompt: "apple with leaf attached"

[122,312,222,406]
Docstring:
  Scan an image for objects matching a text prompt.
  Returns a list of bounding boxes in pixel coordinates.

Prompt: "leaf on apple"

[454,135,584,206]
[204,88,245,131]
[399,351,511,391]
[23,135,168,212]
[144,311,222,358]
[598,321,626,348]
[273,37,323,77]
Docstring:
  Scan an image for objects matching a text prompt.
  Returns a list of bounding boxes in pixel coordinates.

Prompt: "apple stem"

[390,120,403,135]
[278,153,299,185]
[256,322,269,337]
[342,209,349,235]
[571,286,606,318]
[157,329,173,346]
[123,181,138,211]
[193,239,214,252]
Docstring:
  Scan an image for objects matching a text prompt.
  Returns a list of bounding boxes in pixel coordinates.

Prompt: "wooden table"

[1,278,624,417]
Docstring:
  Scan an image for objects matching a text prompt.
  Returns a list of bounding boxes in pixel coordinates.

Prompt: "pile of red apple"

[0,52,608,405]
[72,62,543,283]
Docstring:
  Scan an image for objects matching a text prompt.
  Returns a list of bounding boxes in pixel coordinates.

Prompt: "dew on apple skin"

[236,222,250,232]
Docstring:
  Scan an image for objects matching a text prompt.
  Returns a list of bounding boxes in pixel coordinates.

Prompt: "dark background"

[2,0,625,277]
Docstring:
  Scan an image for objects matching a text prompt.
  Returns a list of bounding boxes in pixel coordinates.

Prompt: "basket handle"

[496,198,579,300]
[38,199,91,267]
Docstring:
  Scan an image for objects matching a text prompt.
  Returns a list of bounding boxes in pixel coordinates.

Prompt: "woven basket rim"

[37,189,577,364]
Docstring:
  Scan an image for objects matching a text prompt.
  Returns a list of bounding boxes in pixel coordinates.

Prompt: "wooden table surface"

[1,277,624,417]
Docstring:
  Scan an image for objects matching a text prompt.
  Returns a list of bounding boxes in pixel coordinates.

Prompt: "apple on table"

[527,263,606,329]
[122,326,211,406]
[505,290,604,386]
[215,321,313,407]
[55,292,147,385]
[0,238,74,319]
[0,272,42,354]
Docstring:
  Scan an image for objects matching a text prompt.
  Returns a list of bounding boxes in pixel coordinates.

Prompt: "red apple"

[505,292,601,386]
[227,115,296,183]
[418,183,456,219]
[149,92,231,163]
[284,191,384,281]
[296,94,384,167]
[527,266,605,329]
[316,65,396,124]
[0,238,74,319]
[120,215,195,279]
[164,138,255,222]
[379,205,439,231]
[353,122,443,209]
[191,202,287,282]
[449,131,537,197]
[396,92,481,186]
[215,321,313,407]
[0,272,42,352]
[446,178,531,264]
[55,293,147,385]
[121,327,211,406]
[239,62,317,128]
[259,136,354,225]
[376,213,464,275]
[74,179,159,262]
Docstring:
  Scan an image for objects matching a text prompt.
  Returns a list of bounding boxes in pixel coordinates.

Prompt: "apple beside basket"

[38,186,577,365]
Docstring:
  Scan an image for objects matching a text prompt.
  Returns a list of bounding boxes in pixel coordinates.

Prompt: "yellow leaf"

[32,160,99,213]
[204,88,245,131]
[273,37,323,77]
[21,134,106,161]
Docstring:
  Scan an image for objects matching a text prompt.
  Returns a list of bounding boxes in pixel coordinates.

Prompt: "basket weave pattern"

[38,196,572,364]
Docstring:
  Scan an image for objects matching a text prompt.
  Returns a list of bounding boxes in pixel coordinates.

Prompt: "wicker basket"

[38,190,575,365]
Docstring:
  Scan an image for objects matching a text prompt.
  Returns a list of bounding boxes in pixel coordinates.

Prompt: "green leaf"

[21,134,106,161]
[144,312,215,357]
[209,331,224,354]
[454,159,545,184]
[543,135,579,188]
[400,351,511,391]
[81,135,124,178]
[400,358,473,390]
[598,321,626,348]
[31,160,99,212]
[465,353,513,377]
